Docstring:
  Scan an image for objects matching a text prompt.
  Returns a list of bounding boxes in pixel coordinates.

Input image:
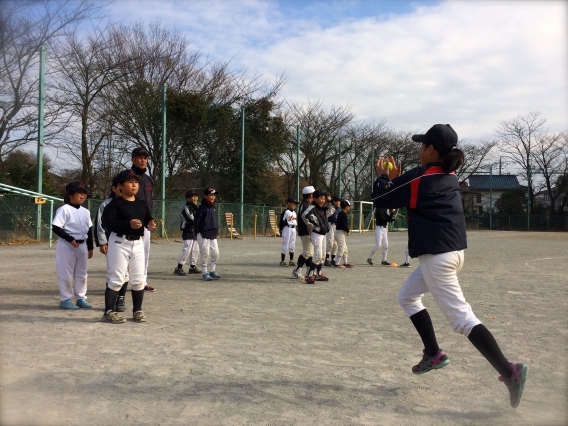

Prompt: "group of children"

[50,124,528,408]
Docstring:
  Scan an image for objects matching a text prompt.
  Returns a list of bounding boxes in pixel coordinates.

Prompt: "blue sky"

[101,0,567,143]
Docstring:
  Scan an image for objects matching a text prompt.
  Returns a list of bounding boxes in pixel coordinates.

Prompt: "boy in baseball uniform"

[291,186,315,278]
[101,170,156,324]
[279,198,298,266]
[174,190,201,275]
[334,200,354,268]
[52,181,94,310]
[194,187,221,281]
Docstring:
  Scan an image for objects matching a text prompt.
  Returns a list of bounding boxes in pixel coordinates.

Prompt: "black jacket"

[301,202,330,236]
[336,211,349,233]
[132,165,154,214]
[371,162,467,258]
[297,199,311,237]
[194,199,219,239]
[180,201,198,240]
[375,208,395,227]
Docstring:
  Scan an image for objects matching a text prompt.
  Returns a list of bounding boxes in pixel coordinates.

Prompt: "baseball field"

[0,231,566,425]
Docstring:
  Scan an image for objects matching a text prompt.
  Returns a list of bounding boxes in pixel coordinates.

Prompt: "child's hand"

[71,240,79,248]
[147,220,156,231]
[130,219,142,229]
[99,244,108,255]
[376,157,402,180]
[88,250,93,259]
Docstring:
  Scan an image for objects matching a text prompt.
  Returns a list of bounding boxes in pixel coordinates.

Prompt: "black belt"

[116,234,140,241]
[74,240,85,244]
[289,225,295,228]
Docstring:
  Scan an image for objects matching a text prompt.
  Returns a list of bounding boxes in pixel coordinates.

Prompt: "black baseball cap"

[340,199,351,209]
[331,195,341,202]
[132,147,149,157]
[412,124,458,155]
[115,169,142,184]
[313,189,328,199]
[185,190,198,198]
[65,181,88,193]
[286,197,298,204]
[204,187,218,195]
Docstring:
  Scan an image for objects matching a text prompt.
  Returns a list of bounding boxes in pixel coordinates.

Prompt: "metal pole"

[338,138,342,198]
[161,83,167,237]
[296,125,300,203]
[240,106,245,234]
[370,147,374,194]
[527,165,531,231]
[36,46,46,240]
[489,166,493,230]
[49,200,54,248]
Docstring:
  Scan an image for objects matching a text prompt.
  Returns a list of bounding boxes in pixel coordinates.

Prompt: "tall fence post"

[160,83,167,237]
[296,125,300,203]
[240,106,245,234]
[489,166,493,230]
[36,46,46,240]
[338,138,342,198]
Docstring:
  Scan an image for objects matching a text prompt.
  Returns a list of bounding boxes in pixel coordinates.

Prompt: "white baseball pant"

[397,250,481,336]
[178,239,199,266]
[197,234,219,273]
[334,230,348,265]
[300,235,314,259]
[106,233,145,291]
[325,223,337,255]
[310,232,326,265]
[56,240,88,302]
[281,226,296,254]
[143,228,151,284]
[370,226,388,261]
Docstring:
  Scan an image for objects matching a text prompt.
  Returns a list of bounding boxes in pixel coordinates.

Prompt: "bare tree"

[0,0,99,162]
[496,111,546,211]
[456,139,496,181]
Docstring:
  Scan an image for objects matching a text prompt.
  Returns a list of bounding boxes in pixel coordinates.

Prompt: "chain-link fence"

[1,193,566,244]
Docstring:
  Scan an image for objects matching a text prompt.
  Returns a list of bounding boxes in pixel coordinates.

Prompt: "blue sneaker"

[202,272,213,281]
[210,271,221,279]
[499,363,529,408]
[76,299,92,309]
[60,299,79,310]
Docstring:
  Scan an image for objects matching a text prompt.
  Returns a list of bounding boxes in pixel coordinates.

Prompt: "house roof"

[467,175,522,191]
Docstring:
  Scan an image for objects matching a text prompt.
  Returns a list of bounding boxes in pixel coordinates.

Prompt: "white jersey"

[52,204,92,240]
[283,209,297,227]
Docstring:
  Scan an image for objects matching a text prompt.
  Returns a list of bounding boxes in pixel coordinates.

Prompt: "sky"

[100,0,568,144]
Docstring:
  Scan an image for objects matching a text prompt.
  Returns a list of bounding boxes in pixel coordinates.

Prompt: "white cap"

[302,185,315,195]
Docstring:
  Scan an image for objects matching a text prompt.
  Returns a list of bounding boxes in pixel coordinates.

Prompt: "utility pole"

[240,106,245,234]
[296,125,300,203]
[36,46,46,240]
[160,83,167,236]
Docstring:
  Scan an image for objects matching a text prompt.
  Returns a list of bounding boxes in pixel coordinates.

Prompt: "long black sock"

[316,264,322,275]
[177,263,183,269]
[325,254,330,260]
[105,285,119,314]
[118,282,128,297]
[409,309,440,357]
[306,256,312,268]
[468,324,511,378]
[289,252,294,261]
[331,254,336,261]
[281,253,286,262]
[296,255,305,269]
[308,264,316,276]
[131,289,144,312]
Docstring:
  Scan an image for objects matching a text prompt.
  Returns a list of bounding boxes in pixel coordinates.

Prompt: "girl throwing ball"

[371,124,528,408]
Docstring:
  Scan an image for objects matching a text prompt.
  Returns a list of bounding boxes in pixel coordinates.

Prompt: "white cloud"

[106,0,568,141]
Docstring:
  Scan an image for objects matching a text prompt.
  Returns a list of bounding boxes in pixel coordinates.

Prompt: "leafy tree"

[0,149,56,193]
[495,188,527,215]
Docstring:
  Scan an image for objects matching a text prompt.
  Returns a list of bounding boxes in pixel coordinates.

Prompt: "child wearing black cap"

[324,195,341,266]
[52,181,94,310]
[334,200,354,268]
[174,190,201,275]
[301,189,330,284]
[372,124,528,408]
[292,186,315,278]
[101,169,156,324]
[279,198,298,266]
[95,176,129,312]
[194,187,220,281]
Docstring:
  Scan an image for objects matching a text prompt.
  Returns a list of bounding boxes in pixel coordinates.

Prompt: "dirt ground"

[0,230,566,426]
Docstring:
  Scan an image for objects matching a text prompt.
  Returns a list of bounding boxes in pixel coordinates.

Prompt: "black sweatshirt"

[102,197,153,237]
[375,208,395,227]
[336,211,350,233]
[132,165,154,214]
[180,201,198,240]
[371,162,467,258]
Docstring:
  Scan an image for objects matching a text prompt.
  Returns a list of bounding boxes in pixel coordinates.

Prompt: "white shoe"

[292,268,301,278]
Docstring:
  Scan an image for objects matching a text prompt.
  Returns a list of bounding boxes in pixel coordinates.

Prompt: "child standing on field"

[371,124,528,408]
[52,181,94,310]
[174,190,201,275]
[279,198,298,266]
[292,186,315,279]
[194,187,221,281]
[367,207,396,266]
[301,189,330,284]
[101,170,156,324]
[334,200,354,268]
[324,195,340,266]
[95,176,130,313]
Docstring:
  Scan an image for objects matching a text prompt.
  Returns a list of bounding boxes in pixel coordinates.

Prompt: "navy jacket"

[375,208,394,227]
[180,201,198,240]
[132,165,154,214]
[371,163,467,258]
[301,202,330,236]
[194,199,219,239]
[336,211,350,233]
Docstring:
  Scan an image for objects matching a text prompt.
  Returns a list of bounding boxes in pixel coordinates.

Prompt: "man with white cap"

[292,186,315,278]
